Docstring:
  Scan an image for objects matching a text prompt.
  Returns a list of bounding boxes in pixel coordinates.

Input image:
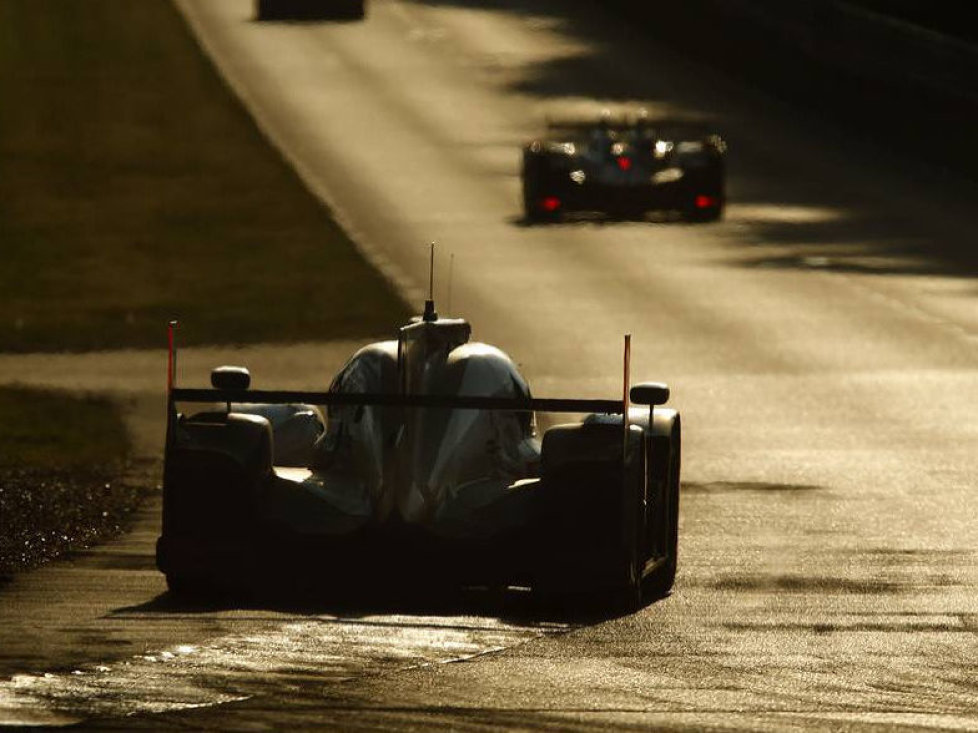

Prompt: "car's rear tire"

[255,0,278,20]
[683,167,725,222]
[521,150,563,223]
[524,198,562,223]
[644,419,681,598]
[685,203,723,222]
[521,177,549,222]
[165,573,209,598]
[610,521,644,614]
[337,0,366,20]
[683,190,724,222]
[536,476,646,615]
[536,422,649,614]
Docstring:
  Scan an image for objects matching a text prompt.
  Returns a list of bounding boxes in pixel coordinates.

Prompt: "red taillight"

[695,195,718,208]
[542,196,561,212]
[616,156,632,171]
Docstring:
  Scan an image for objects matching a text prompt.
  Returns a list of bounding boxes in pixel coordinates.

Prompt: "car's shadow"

[115,584,665,625]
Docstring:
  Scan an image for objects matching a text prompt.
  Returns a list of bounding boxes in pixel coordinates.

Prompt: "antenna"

[165,320,180,449]
[422,241,438,321]
[622,333,631,462]
[446,253,454,316]
[167,320,179,394]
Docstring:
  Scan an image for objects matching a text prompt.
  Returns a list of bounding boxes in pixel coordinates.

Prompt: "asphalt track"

[2,0,977,728]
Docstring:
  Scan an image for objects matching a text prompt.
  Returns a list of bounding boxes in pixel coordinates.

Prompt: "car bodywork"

[157,302,681,610]
[522,115,726,222]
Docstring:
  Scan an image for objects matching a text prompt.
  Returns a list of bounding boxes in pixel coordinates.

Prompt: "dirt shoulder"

[0,388,136,574]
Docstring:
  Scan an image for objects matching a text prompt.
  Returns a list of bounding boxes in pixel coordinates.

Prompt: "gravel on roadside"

[0,465,153,575]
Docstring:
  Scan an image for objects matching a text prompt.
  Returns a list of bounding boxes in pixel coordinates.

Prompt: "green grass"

[0,0,409,353]
[0,388,128,469]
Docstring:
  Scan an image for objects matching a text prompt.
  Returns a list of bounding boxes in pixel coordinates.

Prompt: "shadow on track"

[113,583,668,626]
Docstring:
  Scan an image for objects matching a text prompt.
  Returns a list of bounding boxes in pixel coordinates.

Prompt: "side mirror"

[211,366,251,391]
[630,382,669,406]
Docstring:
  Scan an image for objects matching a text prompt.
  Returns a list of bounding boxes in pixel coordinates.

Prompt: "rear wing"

[544,114,719,138]
[171,387,623,415]
[164,324,672,490]
[165,324,669,453]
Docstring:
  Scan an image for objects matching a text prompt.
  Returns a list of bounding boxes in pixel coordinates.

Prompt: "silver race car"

[157,298,681,611]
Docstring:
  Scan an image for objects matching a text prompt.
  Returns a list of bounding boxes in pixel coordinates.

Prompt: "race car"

[255,0,365,21]
[522,113,726,222]
[157,298,681,611]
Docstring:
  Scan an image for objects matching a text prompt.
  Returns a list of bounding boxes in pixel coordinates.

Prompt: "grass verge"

[0,387,138,573]
[0,0,409,353]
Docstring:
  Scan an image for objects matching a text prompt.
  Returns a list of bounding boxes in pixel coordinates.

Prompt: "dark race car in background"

[256,0,365,21]
[158,298,682,613]
[522,114,726,222]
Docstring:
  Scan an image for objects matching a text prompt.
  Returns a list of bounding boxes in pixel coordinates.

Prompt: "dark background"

[604,0,978,181]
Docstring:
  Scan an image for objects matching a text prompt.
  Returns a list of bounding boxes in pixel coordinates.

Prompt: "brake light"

[617,156,632,171]
[695,195,718,208]
[542,196,561,212]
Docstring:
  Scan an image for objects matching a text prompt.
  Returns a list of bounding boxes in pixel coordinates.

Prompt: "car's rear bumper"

[542,181,693,215]
[157,522,632,596]
[156,527,536,593]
